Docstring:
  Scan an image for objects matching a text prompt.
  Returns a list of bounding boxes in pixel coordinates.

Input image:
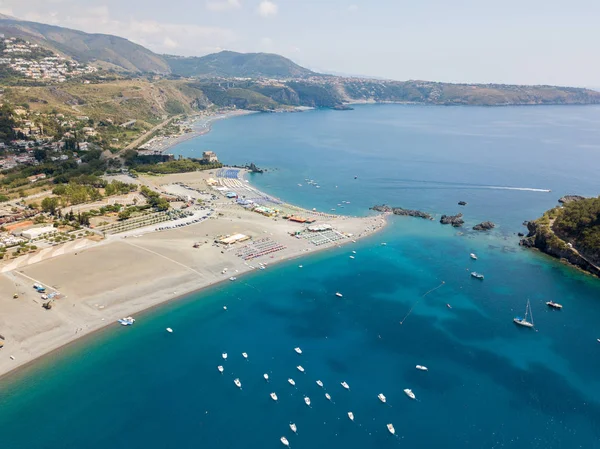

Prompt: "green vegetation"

[140,186,169,211]
[553,197,600,263]
[165,51,315,78]
[0,104,16,143]
[133,158,222,174]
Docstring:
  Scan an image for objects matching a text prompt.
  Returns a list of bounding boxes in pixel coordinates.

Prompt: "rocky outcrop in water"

[371,205,433,220]
[558,195,586,204]
[246,162,264,173]
[520,221,600,277]
[473,221,495,231]
[440,213,464,227]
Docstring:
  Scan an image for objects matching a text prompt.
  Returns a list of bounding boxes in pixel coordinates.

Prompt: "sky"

[0,0,598,86]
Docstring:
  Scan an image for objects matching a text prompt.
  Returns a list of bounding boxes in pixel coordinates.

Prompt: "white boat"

[280,436,290,447]
[297,365,305,373]
[387,423,395,435]
[470,253,478,260]
[304,396,311,406]
[270,392,278,401]
[597,339,600,343]
[471,272,484,280]
[288,378,296,386]
[290,423,297,433]
[404,388,416,400]
[234,378,242,388]
[546,300,563,309]
[349,256,355,259]
[222,353,228,360]
[325,393,331,401]
[378,393,387,403]
[217,365,224,373]
[264,373,269,381]
[242,352,248,359]
[335,292,343,298]
[416,365,428,371]
[294,347,302,354]
[341,381,350,390]
[514,299,535,328]
[381,242,387,246]
[348,412,354,421]
[118,316,135,326]
[352,250,357,254]
[298,265,303,268]
[316,380,323,387]
[166,327,173,333]
[229,276,237,281]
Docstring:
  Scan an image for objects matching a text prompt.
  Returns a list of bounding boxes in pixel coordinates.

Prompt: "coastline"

[0,169,387,380]
[140,109,258,154]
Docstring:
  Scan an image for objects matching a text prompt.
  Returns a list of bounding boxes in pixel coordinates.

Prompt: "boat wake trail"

[481,186,551,192]
[399,281,445,325]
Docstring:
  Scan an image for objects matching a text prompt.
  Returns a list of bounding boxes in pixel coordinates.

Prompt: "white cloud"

[257,1,277,17]
[348,5,358,13]
[206,0,241,12]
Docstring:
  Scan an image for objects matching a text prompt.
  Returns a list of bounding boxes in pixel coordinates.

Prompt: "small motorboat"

[387,423,396,435]
[471,272,484,280]
[325,393,331,401]
[264,373,269,381]
[217,365,224,373]
[223,306,227,310]
[348,412,354,421]
[304,396,311,406]
[470,253,478,260]
[299,265,303,268]
[446,304,453,309]
[349,256,355,259]
[294,347,302,354]
[378,393,387,403]
[229,277,237,281]
[288,378,296,386]
[290,423,297,433]
[335,292,343,298]
[404,388,416,400]
[242,352,248,359]
[381,242,387,246]
[234,378,242,389]
[597,339,600,343]
[270,392,278,401]
[166,327,173,333]
[546,300,563,309]
[341,381,350,390]
[297,365,305,373]
[280,436,290,447]
[416,365,428,371]
[222,353,228,360]
[352,250,357,254]
[118,317,135,326]
[316,380,324,388]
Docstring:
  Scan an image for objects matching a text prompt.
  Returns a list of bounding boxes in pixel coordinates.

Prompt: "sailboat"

[514,299,535,328]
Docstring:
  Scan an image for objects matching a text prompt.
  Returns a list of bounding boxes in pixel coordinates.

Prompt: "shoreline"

[141,109,258,154]
[0,170,387,380]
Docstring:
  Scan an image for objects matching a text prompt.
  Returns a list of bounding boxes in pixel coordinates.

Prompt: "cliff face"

[520,221,600,277]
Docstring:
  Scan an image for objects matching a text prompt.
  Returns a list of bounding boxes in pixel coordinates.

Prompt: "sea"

[2,104,600,449]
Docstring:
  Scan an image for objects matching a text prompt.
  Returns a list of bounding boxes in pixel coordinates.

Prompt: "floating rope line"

[399,281,445,324]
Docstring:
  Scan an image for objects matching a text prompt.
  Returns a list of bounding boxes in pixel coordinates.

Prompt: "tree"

[41,197,60,215]
[33,149,48,162]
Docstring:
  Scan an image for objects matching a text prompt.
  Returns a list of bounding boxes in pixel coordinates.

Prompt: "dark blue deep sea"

[2,105,600,449]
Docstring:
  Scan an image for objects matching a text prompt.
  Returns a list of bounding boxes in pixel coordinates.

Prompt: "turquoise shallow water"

[2,105,600,449]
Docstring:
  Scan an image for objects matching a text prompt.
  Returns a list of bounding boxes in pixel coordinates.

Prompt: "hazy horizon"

[0,0,598,87]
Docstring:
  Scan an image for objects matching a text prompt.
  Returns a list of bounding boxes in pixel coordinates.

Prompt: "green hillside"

[0,17,170,73]
[165,51,315,79]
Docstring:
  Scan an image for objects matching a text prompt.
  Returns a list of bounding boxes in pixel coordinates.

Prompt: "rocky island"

[371,205,433,220]
[473,221,495,231]
[440,213,464,227]
[520,196,600,276]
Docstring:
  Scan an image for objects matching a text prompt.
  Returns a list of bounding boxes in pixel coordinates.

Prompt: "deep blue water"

[2,105,600,449]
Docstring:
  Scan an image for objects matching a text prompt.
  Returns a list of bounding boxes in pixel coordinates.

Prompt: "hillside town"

[0,36,96,82]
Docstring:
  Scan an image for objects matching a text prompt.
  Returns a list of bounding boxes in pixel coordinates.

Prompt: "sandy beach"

[0,170,386,379]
